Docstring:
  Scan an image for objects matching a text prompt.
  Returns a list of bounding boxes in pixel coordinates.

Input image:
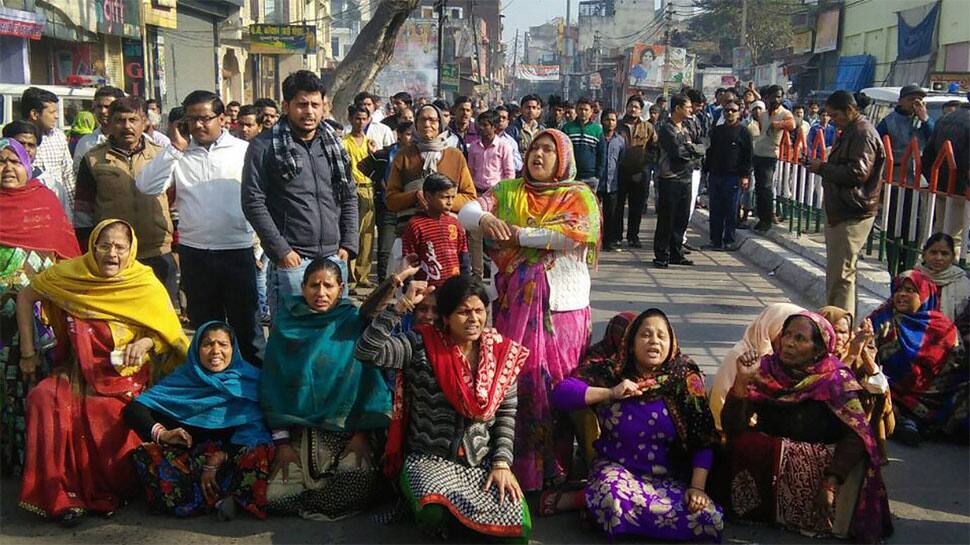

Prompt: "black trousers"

[375,192,397,281]
[599,191,620,245]
[139,252,179,310]
[654,178,692,262]
[617,168,649,242]
[179,245,265,366]
[752,155,777,225]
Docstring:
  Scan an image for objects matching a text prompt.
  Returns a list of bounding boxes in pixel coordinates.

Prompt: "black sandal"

[59,507,86,527]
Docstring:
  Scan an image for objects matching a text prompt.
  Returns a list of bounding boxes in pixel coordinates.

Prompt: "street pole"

[662,1,672,101]
[436,0,447,97]
[740,0,747,52]
[512,29,519,101]
[562,0,571,99]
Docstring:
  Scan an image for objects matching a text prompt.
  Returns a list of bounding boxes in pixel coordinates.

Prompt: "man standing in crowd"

[449,96,478,157]
[562,97,603,192]
[546,95,565,129]
[506,94,545,168]
[353,92,396,148]
[598,108,626,252]
[703,99,751,252]
[617,95,658,248]
[343,105,379,290]
[876,85,935,272]
[806,100,821,125]
[751,84,795,234]
[806,91,885,317]
[137,90,264,364]
[76,97,176,303]
[808,109,836,157]
[466,110,515,277]
[922,100,969,258]
[654,93,704,269]
[21,87,76,227]
[242,70,358,315]
[254,98,280,132]
[383,91,413,132]
[236,105,262,141]
[791,104,811,144]
[73,86,127,173]
[225,100,241,130]
[494,105,524,173]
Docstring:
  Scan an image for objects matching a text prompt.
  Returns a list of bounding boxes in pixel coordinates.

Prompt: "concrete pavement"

[1,212,967,544]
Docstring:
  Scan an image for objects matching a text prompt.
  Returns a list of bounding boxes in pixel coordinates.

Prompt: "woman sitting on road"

[259,257,392,520]
[817,306,895,460]
[914,233,970,322]
[16,219,188,526]
[551,309,724,541]
[125,322,274,520]
[868,270,961,445]
[720,311,893,541]
[0,138,80,477]
[709,302,805,430]
[355,275,532,542]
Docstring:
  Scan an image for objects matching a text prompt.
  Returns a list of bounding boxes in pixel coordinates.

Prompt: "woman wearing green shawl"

[260,257,392,520]
[67,112,96,156]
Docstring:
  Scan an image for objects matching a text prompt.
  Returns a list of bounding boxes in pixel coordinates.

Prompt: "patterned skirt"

[586,459,723,541]
[401,453,531,540]
[266,429,382,520]
[725,431,861,537]
[130,441,274,518]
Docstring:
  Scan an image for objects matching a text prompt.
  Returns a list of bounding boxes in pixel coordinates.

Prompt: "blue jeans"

[267,255,348,317]
[255,252,269,316]
[708,174,741,246]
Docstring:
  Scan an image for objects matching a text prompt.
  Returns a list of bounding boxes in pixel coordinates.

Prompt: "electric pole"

[436,0,447,97]
[511,29,519,101]
[662,0,672,101]
[740,0,747,51]
[562,0,571,99]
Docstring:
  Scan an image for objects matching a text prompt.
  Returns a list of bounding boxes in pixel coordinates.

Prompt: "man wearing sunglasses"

[703,100,752,252]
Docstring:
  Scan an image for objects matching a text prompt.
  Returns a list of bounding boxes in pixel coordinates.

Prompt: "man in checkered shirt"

[22,87,75,221]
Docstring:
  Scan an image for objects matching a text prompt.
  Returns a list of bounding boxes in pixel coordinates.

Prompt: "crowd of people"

[0,68,967,544]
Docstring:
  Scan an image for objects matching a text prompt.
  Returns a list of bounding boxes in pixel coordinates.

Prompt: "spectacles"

[725,109,740,113]
[94,243,131,255]
[185,114,221,126]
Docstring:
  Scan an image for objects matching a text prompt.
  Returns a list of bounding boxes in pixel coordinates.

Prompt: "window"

[250,0,260,21]
[450,7,463,19]
[332,38,340,57]
[421,6,435,18]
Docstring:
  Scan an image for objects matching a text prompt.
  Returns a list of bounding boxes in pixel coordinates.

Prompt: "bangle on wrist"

[687,486,706,493]
[491,460,510,470]
[202,464,219,472]
[20,351,36,359]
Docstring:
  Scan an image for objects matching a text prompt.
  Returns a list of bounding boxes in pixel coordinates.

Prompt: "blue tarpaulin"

[833,55,875,92]
[898,1,940,60]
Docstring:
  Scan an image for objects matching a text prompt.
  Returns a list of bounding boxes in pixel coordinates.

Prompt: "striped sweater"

[355,309,517,467]
[561,120,604,179]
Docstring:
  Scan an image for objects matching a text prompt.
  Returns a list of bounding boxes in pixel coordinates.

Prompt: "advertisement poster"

[516,64,560,81]
[51,43,107,87]
[628,44,689,88]
[122,38,145,96]
[249,24,317,54]
[374,18,438,99]
[814,9,840,53]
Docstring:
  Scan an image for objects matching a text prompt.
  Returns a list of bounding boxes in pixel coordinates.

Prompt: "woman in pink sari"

[459,129,600,491]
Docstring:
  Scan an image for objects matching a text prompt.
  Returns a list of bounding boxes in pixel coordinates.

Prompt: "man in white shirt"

[353,91,395,147]
[72,86,126,175]
[136,90,265,365]
[22,87,76,223]
[494,105,524,172]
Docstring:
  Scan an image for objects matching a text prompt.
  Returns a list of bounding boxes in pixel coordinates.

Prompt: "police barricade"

[773,130,826,236]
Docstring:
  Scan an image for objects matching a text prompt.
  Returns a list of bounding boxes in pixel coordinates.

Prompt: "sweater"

[355,309,517,467]
[384,144,477,221]
[561,120,604,179]
[704,122,753,177]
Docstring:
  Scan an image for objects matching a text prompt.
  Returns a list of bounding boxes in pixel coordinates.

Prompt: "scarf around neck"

[414,105,450,171]
[271,118,355,203]
[133,322,271,446]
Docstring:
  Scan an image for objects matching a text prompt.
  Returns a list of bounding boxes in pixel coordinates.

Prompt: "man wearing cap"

[876,84,935,271]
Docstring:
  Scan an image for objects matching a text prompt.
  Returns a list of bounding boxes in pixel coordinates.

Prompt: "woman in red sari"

[15,219,189,526]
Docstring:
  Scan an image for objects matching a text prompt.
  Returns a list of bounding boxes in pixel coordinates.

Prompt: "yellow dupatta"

[29,219,189,374]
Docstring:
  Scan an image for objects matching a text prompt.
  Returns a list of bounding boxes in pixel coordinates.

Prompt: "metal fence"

[769,130,969,273]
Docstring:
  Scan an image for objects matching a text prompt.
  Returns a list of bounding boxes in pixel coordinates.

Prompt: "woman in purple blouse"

[552,308,723,541]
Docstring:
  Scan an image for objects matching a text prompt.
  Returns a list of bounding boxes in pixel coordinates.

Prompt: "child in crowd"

[401,173,471,287]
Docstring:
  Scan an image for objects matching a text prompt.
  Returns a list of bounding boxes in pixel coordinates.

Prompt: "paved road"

[2,216,968,544]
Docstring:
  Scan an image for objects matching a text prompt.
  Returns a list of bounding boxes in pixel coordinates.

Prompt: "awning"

[833,54,875,92]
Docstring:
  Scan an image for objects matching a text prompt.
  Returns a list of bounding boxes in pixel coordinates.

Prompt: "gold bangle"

[492,460,510,469]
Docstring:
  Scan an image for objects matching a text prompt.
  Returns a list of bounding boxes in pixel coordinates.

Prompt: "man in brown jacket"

[806,90,885,316]
[75,96,176,302]
[616,95,658,248]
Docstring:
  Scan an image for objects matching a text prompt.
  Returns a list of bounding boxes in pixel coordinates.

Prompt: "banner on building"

[732,46,752,72]
[122,38,145,96]
[516,64,560,81]
[51,42,108,87]
[897,0,940,60]
[0,6,45,40]
[792,30,814,54]
[589,72,602,90]
[628,44,688,88]
[249,24,318,55]
[373,18,437,100]
[814,9,840,53]
[441,63,459,92]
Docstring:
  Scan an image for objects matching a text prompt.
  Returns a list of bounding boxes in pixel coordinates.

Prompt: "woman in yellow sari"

[16,219,188,526]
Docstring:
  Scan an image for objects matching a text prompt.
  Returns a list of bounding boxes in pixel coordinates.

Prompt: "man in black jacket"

[242,70,358,315]
[703,100,752,251]
[653,93,704,268]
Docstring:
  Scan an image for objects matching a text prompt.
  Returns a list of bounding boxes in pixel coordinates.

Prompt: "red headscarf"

[0,139,79,259]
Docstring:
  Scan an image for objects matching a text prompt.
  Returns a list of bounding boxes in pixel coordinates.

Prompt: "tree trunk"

[329,0,421,118]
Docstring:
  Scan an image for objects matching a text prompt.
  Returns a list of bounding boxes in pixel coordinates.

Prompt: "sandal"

[539,489,564,517]
[59,507,87,527]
